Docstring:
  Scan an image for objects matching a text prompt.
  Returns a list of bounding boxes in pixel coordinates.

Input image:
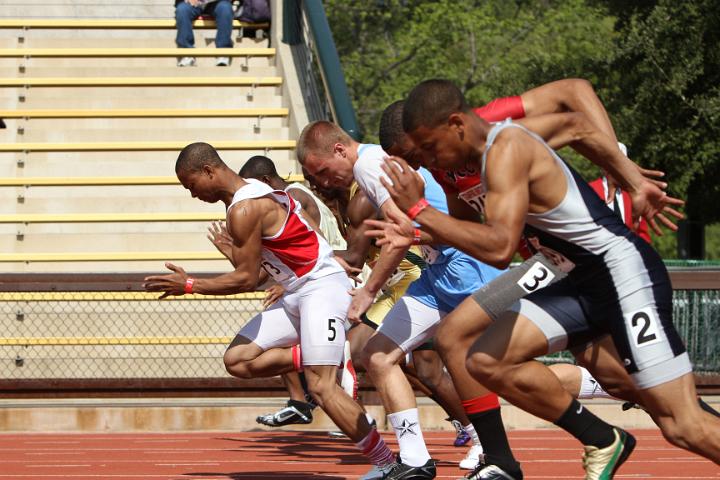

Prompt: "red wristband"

[412,228,422,245]
[184,277,195,294]
[406,198,429,220]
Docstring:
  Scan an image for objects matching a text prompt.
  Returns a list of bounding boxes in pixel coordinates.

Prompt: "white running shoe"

[459,443,485,470]
[360,463,395,480]
[177,56,196,67]
[215,56,230,66]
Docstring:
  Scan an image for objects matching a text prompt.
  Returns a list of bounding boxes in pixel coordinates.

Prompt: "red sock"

[356,428,394,466]
[462,393,500,414]
[291,345,303,372]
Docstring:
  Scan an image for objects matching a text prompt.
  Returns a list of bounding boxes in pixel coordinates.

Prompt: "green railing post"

[301,0,362,141]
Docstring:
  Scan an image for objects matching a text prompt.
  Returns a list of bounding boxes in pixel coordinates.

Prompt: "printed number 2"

[631,311,658,346]
[327,318,337,341]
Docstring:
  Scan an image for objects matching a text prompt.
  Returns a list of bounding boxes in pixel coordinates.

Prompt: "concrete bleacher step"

[12,64,277,76]
[8,117,286,134]
[0,36,270,49]
[1,91,284,110]
[18,127,289,143]
[0,107,288,119]
[0,3,175,19]
[0,9,298,277]
[0,150,297,175]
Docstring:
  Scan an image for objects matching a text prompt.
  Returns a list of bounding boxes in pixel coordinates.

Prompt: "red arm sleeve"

[474,96,526,122]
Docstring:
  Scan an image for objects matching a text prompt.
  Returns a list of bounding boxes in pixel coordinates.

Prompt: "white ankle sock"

[387,408,431,467]
[463,423,482,447]
[578,366,614,399]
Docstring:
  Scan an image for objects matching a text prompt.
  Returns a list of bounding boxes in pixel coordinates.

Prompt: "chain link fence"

[0,292,264,380]
[0,269,718,388]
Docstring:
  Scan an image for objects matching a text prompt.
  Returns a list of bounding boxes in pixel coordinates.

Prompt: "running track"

[0,429,716,479]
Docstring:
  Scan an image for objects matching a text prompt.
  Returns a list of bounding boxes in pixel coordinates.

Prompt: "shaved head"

[402,79,471,133]
[239,155,280,180]
[379,100,405,152]
[175,142,225,174]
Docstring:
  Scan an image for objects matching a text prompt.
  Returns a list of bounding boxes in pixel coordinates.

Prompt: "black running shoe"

[255,399,313,427]
[380,458,436,479]
[460,463,520,480]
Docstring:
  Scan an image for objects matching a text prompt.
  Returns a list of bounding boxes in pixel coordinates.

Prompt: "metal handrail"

[282,0,362,140]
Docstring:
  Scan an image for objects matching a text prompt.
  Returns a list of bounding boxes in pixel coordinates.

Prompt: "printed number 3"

[328,318,336,341]
[523,266,548,292]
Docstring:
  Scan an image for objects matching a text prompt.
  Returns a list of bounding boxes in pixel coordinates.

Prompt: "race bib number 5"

[517,261,556,293]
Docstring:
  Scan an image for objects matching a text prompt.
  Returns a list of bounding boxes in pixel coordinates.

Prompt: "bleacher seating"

[0,9,300,273]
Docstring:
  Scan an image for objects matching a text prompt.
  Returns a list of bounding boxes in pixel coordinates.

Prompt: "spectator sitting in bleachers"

[175,0,233,67]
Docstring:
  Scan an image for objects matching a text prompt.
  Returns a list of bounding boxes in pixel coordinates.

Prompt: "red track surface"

[0,429,716,479]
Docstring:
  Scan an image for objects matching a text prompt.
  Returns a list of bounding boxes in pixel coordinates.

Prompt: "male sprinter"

[377,79,719,478]
[144,142,396,473]
[298,122,517,480]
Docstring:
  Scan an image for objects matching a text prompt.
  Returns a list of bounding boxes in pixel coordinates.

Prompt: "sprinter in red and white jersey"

[144,142,396,473]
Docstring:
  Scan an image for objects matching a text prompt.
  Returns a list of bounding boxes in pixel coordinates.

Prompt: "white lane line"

[27,464,92,468]
[133,439,190,443]
[24,441,81,445]
[25,452,84,456]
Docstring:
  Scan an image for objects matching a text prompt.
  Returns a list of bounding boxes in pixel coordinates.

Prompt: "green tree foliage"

[324,0,719,258]
[596,0,720,224]
[325,0,615,145]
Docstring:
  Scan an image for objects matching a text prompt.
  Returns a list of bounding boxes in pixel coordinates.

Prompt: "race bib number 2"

[517,261,556,293]
[626,307,661,348]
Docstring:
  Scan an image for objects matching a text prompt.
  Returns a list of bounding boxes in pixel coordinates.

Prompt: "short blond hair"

[296,121,354,164]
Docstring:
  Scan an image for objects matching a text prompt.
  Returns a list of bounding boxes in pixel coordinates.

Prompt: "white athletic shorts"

[238,271,352,366]
[376,295,445,353]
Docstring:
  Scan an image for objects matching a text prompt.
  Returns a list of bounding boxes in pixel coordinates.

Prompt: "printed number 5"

[328,318,337,341]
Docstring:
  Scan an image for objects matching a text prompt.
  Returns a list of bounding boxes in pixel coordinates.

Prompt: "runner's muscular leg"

[365,332,417,412]
[434,296,496,401]
[348,322,376,373]
[281,372,307,402]
[412,349,469,424]
[572,335,642,403]
[439,294,632,405]
[223,335,294,379]
[638,373,720,463]
[466,310,574,421]
[303,364,373,442]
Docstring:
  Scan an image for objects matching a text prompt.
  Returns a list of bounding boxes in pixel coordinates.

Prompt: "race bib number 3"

[261,260,291,284]
[517,261,556,293]
[626,307,661,348]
